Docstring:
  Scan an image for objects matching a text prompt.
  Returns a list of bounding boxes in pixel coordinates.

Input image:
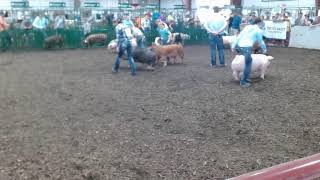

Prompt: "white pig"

[107,39,118,53]
[231,54,274,81]
[107,38,138,54]
[222,35,236,45]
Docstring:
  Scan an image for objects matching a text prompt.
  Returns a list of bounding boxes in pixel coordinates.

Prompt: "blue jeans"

[238,47,252,85]
[143,27,151,37]
[113,40,136,75]
[136,36,144,48]
[209,34,225,65]
[39,29,48,39]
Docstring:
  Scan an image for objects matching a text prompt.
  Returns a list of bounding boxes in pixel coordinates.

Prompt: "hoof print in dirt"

[164,118,172,123]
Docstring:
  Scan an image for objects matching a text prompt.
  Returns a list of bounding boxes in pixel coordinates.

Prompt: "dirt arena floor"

[0,46,319,180]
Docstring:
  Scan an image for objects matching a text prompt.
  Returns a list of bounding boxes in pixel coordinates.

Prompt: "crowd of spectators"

[0,8,319,50]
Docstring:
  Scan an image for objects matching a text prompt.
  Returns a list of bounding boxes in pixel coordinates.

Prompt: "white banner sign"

[263,21,288,40]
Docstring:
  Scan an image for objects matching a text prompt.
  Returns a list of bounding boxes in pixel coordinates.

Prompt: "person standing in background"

[54,12,66,34]
[157,21,171,45]
[230,11,242,35]
[0,11,11,50]
[141,12,152,36]
[295,12,304,26]
[32,13,49,39]
[204,6,228,68]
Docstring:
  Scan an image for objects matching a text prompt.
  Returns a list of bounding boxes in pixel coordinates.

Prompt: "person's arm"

[115,26,120,40]
[0,17,9,29]
[256,31,267,53]
[216,19,228,34]
[231,26,247,50]
[204,22,215,34]
[231,35,240,50]
[309,23,320,27]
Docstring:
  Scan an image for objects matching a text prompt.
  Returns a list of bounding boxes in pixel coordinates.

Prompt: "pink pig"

[231,54,274,81]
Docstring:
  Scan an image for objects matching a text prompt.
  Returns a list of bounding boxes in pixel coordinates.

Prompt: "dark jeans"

[113,40,136,75]
[238,47,253,85]
[209,34,225,65]
[143,27,151,36]
[136,36,144,48]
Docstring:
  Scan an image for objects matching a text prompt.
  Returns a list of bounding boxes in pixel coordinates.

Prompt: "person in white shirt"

[141,12,152,36]
[204,6,228,67]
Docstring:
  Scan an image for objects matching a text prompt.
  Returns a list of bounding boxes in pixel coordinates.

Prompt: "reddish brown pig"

[83,33,107,48]
[150,43,184,67]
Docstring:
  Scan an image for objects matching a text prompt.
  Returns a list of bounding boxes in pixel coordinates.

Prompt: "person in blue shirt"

[204,6,228,67]
[231,17,267,88]
[112,15,136,76]
[157,21,171,45]
[230,11,242,35]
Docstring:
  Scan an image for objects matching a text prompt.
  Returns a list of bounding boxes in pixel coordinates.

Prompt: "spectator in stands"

[265,12,271,20]
[283,15,291,47]
[168,20,175,32]
[295,12,304,26]
[303,15,312,26]
[141,12,151,36]
[108,14,115,26]
[21,12,32,30]
[167,12,174,23]
[286,12,295,26]
[272,13,282,22]
[184,11,191,27]
[54,12,66,33]
[0,11,11,49]
[32,13,49,38]
[83,16,94,36]
[230,11,242,35]
[152,11,160,22]
[311,16,320,26]
[248,12,256,24]
[204,6,228,68]
[157,21,171,45]
[17,11,23,23]
[132,25,145,48]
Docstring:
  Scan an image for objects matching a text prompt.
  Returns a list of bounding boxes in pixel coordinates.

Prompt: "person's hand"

[211,32,218,36]
[262,49,267,54]
[231,48,236,54]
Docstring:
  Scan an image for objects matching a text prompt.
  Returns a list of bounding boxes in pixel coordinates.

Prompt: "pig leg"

[173,56,177,64]
[260,66,266,80]
[146,65,155,71]
[180,50,184,64]
[162,58,168,67]
[233,71,240,81]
